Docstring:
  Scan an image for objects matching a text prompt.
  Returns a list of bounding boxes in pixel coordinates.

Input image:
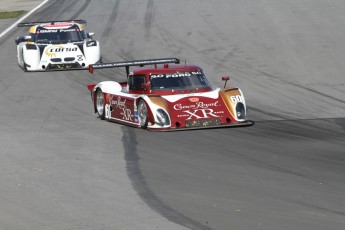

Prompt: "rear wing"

[89,58,180,77]
[17,19,87,27]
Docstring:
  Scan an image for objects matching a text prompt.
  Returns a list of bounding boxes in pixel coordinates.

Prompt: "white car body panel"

[18,42,100,71]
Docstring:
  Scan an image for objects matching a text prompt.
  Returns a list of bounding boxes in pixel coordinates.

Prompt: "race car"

[87,58,254,131]
[15,20,101,71]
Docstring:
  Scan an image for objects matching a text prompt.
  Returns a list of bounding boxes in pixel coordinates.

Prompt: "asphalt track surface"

[0,1,345,230]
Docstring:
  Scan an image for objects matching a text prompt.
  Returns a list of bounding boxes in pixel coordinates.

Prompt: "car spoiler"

[89,58,180,77]
[17,19,87,27]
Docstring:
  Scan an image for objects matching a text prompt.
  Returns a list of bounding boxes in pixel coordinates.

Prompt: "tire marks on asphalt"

[69,0,92,20]
[43,0,76,20]
[32,0,89,22]
[122,127,213,230]
[257,70,345,106]
[144,0,154,40]
[101,0,120,39]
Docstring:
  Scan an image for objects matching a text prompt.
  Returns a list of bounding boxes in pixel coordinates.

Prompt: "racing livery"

[87,58,254,131]
[15,20,101,71]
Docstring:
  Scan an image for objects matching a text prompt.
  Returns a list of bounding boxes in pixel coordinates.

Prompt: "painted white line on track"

[0,0,49,38]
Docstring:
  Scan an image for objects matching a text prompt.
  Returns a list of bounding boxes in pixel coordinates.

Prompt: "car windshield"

[34,28,84,43]
[150,70,212,90]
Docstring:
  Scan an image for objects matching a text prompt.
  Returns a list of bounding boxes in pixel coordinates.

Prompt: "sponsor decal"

[38,28,77,33]
[186,119,221,128]
[110,96,126,108]
[174,101,222,120]
[109,96,133,121]
[173,101,219,110]
[150,71,202,79]
[44,45,78,57]
[183,109,220,120]
[189,97,199,102]
[38,29,58,33]
[134,104,138,123]
[59,29,77,32]
[87,41,96,47]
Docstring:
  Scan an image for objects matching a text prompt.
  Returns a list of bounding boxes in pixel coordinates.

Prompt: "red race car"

[87,58,254,131]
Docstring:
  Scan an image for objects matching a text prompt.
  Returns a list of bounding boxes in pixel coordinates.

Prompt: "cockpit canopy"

[127,64,213,93]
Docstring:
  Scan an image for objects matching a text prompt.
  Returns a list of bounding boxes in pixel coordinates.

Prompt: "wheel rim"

[138,101,148,127]
[96,90,104,116]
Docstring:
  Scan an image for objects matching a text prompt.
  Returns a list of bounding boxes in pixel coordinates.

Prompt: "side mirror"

[15,35,31,45]
[222,76,230,88]
[88,32,95,39]
[141,82,150,91]
[15,37,21,45]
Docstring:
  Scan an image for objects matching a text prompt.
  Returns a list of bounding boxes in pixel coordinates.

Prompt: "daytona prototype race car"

[87,58,254,131]
[15,20,101,71]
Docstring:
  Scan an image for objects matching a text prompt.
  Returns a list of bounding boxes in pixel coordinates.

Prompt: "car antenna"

[184,59,187,66]
[222,76,230,88]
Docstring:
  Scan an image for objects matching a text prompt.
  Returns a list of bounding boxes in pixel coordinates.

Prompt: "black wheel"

[21,50,27,71]
[138,100,148,128]
[95,88,105,120]
[23,63,28,71]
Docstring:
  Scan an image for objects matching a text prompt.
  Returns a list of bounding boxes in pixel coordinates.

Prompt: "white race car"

[15,20,101,71]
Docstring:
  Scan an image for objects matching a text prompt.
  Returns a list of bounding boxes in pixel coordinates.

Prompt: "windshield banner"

[150,71,202,79]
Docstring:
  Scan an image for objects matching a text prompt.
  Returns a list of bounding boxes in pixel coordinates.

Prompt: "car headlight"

[156,109,170,126]
[236,102,246,120]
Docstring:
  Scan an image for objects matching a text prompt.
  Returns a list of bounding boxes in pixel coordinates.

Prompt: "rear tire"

[138,100,148,128]
[95,88,105,120]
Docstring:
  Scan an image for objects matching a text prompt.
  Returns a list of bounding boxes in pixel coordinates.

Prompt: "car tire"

[138,100,148,128]
[98,56,103,63]
[95,88,105,120]
[23,63,28,71]
[21,50,27,71]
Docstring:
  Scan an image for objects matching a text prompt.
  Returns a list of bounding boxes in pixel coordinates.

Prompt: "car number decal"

[230,95,243,103]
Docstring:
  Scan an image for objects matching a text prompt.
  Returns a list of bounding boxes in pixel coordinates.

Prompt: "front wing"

[147,120,255,131]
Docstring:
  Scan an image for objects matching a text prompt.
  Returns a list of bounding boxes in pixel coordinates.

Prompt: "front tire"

[21,49,27,71]
[95,88,105,120]
[23,63,28,72]
[138,100,148,128]
[98,56,103,63]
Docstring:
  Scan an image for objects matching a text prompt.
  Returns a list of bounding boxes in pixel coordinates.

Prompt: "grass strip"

[0,10,27,19]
